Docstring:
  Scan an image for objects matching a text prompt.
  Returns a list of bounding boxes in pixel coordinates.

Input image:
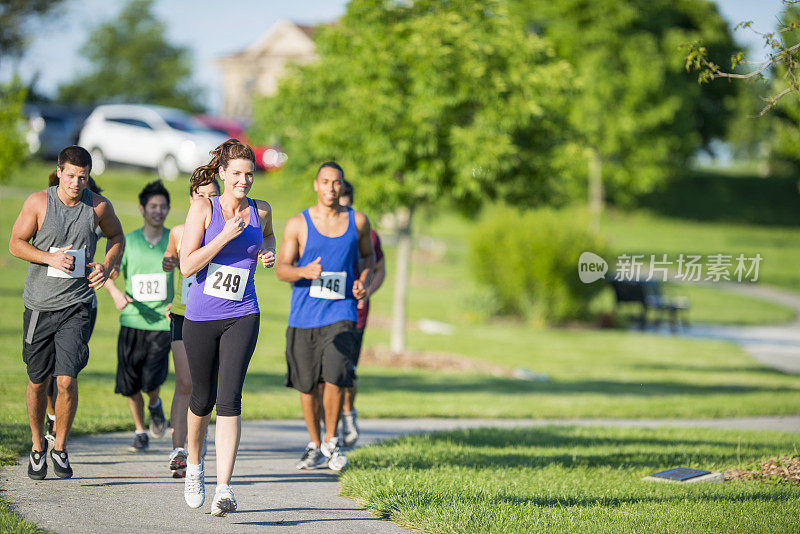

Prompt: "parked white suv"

[79,104,228,180]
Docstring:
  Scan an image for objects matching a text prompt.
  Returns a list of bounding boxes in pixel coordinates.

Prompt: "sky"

[0,0,788,113]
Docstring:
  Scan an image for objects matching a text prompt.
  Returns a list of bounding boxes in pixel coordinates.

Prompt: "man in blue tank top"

[9,146,124,480]
[277,162,375,471]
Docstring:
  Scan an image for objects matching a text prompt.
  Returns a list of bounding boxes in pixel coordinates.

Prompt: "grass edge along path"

[340,425,800,534]
[0,499,47,534]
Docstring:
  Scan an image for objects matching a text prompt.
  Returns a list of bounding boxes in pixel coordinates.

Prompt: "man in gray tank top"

[9,146,124,480]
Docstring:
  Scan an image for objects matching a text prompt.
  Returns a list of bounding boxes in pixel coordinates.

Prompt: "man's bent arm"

[9,192,54,265]
[97,198,124,270]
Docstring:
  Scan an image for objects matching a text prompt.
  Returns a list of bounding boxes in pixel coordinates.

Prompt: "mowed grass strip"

[340,426,800,534]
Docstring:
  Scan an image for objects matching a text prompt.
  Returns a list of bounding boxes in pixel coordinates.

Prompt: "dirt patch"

[360,346,513,376]
[725,454,800,485]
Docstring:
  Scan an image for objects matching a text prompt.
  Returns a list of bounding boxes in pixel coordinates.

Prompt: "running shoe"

[28,449,47,480]
[295,442,325,470]
[211,484,237,517]
[50,449,73,479]
[320,436,349,472]
[148,399,167,439]
[184,463,205,508]
[45,415,56,444]
[341,410,359,447]
[169,447,187,478]
[130,432,149,452]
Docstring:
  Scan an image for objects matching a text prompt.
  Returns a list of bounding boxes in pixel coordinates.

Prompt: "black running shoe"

[28,450,47,480]
[50,449,72,479]
[45,416,56,444]
[130,432,149,452]
[149,400,167,439]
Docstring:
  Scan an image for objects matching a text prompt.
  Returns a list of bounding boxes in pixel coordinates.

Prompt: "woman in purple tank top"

[179,139,275,516]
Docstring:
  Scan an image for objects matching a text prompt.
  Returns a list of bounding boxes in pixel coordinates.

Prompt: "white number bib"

[180,275,195,304]
[203,263,248,301]
[310,271,346,300]
[47,247,85,279]
[131,273,167,302]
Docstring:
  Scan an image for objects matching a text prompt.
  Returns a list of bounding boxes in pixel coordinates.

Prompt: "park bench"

[607,278,689,331]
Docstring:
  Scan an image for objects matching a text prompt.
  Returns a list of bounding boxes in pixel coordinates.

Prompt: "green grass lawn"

[1,163,799,466]
[340,426,800,533]
[1,163,799,532]
[602,208,800,292]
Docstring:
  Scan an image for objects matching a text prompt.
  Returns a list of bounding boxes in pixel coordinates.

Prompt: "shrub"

[468,206,608,324]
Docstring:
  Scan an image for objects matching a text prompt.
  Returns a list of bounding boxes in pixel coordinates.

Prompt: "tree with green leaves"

[57,0,203,112]
[0,77,27,185]
[0,0,67,182]
[685,0,800,117]
[0,0,66,63]
[512,0,739,226]
[252,0,573,353]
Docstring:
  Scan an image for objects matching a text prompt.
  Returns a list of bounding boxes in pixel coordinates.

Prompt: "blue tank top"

[185,196,262,321]
[288,207,359,328]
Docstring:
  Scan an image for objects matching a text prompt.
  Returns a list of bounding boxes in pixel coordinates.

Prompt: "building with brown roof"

[216,20,319,118]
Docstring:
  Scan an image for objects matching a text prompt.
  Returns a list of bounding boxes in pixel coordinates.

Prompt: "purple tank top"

[184,196,262,321]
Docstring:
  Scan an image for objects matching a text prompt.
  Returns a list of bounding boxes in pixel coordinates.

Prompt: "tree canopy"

[511,0,740,205]
[252,0,573,214]
[57,0,203,112]
[0,0,65,63]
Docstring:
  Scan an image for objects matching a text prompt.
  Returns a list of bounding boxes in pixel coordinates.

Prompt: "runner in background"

[337,179,385,447]
[44,174,105,445]
[104,181,173,452]
[162,178,220,478]
[276,162,374,472]
[10,145,124,479]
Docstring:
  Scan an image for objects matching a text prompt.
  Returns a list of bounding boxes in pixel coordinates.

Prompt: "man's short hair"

[139,180,170,207]
[57,146,92,171]
[316,161,344,179]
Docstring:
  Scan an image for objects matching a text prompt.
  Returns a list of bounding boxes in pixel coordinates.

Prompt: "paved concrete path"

[3,416,800,534]
[650,283,800,374]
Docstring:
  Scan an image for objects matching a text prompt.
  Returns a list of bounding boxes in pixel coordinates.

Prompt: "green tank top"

[119,228,173,331]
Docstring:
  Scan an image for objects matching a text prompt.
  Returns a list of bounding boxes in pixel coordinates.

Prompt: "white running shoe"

[295,442,326,470]
[341,410,359,447]
[184,462,205,508]
[211,484,237,517]
[320,436,349,472]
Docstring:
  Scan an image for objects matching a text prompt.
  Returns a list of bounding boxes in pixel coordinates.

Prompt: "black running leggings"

[183,314,259,417]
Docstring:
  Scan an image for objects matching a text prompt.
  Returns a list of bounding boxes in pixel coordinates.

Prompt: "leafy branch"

[685,0,800,117]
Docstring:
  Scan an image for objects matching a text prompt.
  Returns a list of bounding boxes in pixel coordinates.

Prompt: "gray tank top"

[23,186,98,311]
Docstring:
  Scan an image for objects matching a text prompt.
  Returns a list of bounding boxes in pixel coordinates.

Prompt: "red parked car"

[195,115,287,171]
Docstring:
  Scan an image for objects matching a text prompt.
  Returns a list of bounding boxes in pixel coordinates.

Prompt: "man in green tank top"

[9,146,124,480]
[104,181,174,452]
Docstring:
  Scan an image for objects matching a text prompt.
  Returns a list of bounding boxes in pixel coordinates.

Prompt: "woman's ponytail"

[190,138,256,191]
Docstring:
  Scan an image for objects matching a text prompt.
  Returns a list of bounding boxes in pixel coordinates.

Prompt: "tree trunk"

[390,205,413,354]
[588,148,603,233]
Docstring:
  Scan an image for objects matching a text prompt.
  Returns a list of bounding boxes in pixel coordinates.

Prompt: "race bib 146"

[310,271,346,300]
[203,263,248,301]
[46,247,85,279]
[131,273,167,302]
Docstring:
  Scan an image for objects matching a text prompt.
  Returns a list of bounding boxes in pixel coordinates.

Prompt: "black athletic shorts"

[22,302,92,384]
[115,326,170,396]
[352,327,365,368]
[170,313,184,342]
[285,320,358,394]
[46,303,98,398]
